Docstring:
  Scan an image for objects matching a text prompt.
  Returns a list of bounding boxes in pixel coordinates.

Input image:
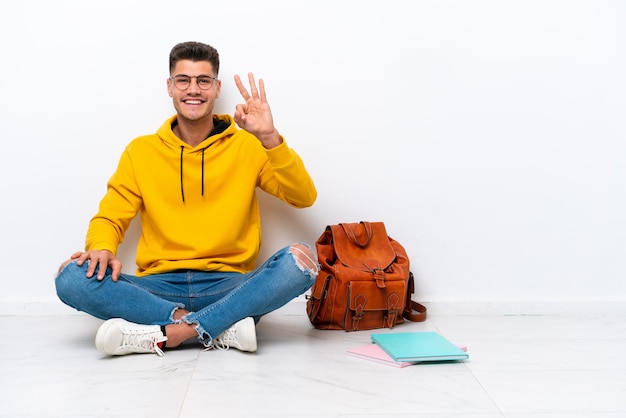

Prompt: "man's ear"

[215,79,222,99]
[167,78,174,97]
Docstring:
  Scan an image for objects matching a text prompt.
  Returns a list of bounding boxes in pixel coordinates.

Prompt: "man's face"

[168,60,221,123]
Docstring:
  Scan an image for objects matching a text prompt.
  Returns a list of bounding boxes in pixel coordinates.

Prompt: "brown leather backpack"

[306,221,427,331]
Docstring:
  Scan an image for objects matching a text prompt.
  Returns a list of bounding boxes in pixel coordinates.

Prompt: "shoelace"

[121,327,167,357]
[203,329,235,351]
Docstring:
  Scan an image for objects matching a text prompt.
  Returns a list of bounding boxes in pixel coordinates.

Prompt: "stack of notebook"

[347,331,468,368]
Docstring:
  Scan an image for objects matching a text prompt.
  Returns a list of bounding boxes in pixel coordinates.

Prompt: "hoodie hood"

[157,113,236,149]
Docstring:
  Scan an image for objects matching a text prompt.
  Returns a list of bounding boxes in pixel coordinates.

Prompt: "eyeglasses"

[170,74,218,91]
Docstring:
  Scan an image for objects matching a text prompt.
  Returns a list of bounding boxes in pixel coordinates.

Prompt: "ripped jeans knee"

[289,242,320,279]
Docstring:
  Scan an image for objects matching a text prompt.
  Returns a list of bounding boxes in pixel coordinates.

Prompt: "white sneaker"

[212,317,257,352]
[95,318,167,356]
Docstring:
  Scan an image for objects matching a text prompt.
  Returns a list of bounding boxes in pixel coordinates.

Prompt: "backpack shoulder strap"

[403,272,427,322]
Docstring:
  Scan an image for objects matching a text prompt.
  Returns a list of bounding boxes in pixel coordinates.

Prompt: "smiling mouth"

[183,99,204,105]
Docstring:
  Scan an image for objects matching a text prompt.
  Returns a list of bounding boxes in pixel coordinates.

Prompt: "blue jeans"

[55,244,318,345]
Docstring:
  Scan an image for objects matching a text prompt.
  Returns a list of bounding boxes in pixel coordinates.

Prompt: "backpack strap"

[306,274,332,321]
[403,272,427,322]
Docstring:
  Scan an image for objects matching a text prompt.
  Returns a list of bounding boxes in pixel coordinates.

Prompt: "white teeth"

[185,100,202,104]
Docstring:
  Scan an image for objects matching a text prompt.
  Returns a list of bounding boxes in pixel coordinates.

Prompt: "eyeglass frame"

[169,74,219,91]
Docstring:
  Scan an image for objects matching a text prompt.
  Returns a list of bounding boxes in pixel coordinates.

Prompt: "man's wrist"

[257,130,282,149]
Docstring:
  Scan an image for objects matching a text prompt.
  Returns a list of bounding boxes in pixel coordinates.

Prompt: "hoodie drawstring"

[179,145,211,203]
[201,147,205,196]
[180,146,185,203]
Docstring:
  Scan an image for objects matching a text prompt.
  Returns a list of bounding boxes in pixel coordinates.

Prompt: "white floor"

[1,302,625,418]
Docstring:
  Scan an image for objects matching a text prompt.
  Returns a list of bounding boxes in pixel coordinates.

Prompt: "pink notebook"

[348,343,468,368]
[347,343,417,368]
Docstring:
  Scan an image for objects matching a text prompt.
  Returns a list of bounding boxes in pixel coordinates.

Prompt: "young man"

[55,41,319,356]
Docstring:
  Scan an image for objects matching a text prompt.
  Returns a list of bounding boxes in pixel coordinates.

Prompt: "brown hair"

[169,42,220,75]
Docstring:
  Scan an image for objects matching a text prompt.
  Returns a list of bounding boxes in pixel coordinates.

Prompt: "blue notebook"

[371,331,469,362]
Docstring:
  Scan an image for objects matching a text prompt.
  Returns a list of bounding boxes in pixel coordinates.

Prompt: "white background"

[0,0,624,313]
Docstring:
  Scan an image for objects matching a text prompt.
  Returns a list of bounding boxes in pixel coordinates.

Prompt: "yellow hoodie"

[85,114,317,276]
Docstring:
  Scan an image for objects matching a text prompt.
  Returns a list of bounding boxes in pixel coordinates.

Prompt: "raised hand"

[233,72,282,149]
